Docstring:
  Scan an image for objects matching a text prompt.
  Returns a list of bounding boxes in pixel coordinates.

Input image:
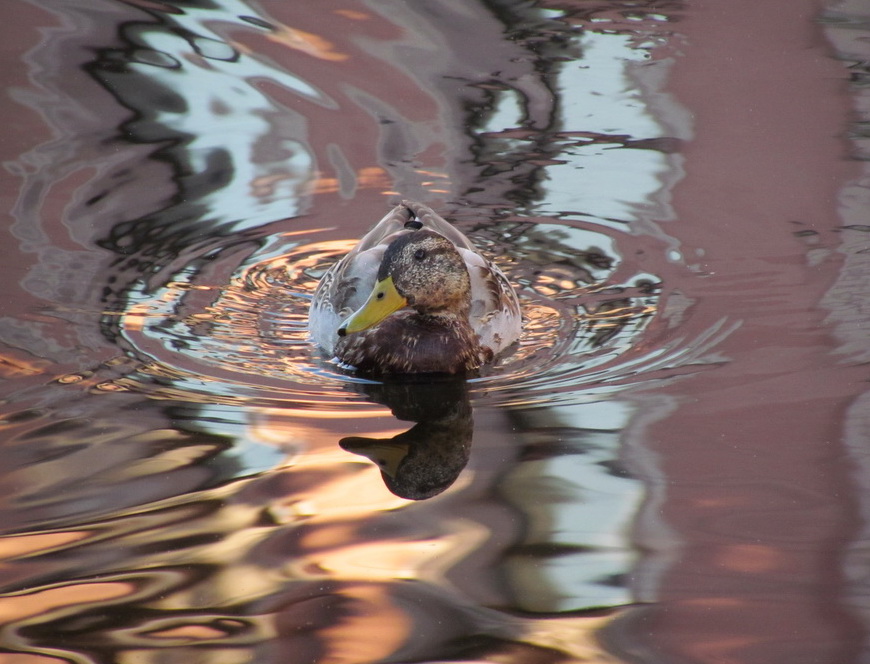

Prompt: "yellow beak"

[338,275,408,336]
[339,438,410,478]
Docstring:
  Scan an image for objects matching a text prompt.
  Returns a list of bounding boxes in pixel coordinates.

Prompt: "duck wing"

[461,248,522,355]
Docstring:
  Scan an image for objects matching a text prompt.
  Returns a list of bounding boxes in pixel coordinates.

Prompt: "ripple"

[105,222,728,410]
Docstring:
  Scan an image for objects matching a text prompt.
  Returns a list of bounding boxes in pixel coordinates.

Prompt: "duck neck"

[411,292,471,320]
[414,305,469,323]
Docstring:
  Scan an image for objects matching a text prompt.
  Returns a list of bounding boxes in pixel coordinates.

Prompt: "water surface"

[1,1,868,662]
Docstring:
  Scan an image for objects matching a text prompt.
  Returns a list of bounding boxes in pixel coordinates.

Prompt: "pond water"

[1,0,869,662]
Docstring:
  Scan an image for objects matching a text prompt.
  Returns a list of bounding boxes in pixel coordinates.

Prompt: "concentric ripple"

[105,223,731,410]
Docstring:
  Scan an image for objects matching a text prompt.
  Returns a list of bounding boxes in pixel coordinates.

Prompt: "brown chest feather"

[335,312,492,374]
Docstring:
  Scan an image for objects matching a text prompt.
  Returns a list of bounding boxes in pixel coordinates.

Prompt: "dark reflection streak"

[81,8,278,252]
[457,0,573,210]
[82,17,235,328]
[118,0,197,14]
[86,30,232,255]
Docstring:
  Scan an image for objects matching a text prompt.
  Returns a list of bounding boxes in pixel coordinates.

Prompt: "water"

[1,0,868,662]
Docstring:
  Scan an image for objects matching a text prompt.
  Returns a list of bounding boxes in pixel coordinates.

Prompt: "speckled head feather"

[377,231,471,314]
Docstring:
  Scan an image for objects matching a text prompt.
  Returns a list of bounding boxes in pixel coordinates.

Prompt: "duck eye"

[413,249,426,261]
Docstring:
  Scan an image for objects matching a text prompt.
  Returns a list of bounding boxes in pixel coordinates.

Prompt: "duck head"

[338,230,471,336]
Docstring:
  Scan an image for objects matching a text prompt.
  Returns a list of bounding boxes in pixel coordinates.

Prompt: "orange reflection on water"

[319,584,411,664]
[147,623,229,640]
[309,166,393,196]
[278,461,406,516]
[522,614,628,663]
[0,531,89,560]
[307,517,487,583]
[0,581,134,623]
[250,406,405,455]
[0,655,67,664]
[332,9,370,21]
[0,352,49,379]
[714,543,781,573]
[265,25,349,62]
[250,172,298,199]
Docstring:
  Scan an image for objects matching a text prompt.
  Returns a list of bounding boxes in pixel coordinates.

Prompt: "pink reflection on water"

[622,0,868,662]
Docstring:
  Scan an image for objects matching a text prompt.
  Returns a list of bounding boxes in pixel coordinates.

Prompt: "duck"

[308,200,522,374]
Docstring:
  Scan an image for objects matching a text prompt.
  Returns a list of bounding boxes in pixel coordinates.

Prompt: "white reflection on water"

[540,30,687,226]
[499,399,642,612]
[111,0,318,227]
[822,2,870,654]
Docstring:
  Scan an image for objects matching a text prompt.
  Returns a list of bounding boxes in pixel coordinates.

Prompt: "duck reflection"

[339,377,472,500]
